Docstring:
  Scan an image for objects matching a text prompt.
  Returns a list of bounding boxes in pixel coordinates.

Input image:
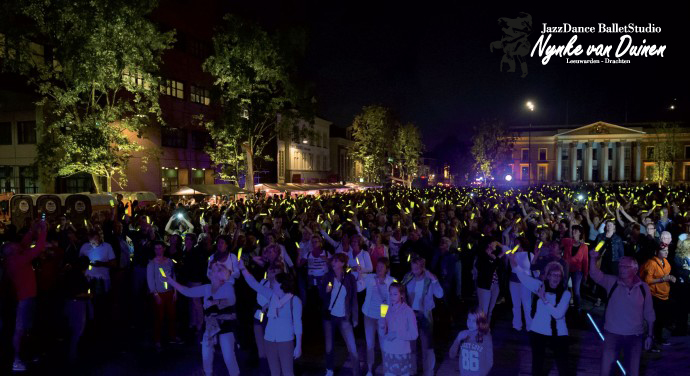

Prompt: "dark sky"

[240,1,689,149]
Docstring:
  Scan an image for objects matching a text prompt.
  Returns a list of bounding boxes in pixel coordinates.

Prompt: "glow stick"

[511,244,520,254]
[538,241,543,249]
[407,254,411,262]
[380,304,389,317]
[259,312,264,322]
[295,242,300,249]
[587,312,605,341]
[238,247,243,259]
[264,272,267,279]
[356,257,360,265]
[595,241,605,252]
[617,360,627,375]
[328,281,332,288]
[159,267,166,278]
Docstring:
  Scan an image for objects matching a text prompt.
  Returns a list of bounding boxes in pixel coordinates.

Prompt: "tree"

[650,122,682,187]
[352,105,397,183]
[203,15,309,194]
[470,119,515,183]
[392,123,425,187]
[0,0,174,192]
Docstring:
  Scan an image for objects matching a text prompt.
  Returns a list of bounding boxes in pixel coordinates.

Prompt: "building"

[508,121,690,184]
[329,125,362,183]
[0,0,231,196]
[276,116,332,184]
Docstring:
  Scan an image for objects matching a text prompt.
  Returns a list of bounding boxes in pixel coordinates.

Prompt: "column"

[585,141,593,182]
[600,142,609,182]
[570,142,577,182]
[634,141,642,181]
[556,142,562,182]
[618,141,626,181]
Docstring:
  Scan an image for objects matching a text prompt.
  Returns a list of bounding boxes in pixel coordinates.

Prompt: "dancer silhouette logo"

[490,12,532,78]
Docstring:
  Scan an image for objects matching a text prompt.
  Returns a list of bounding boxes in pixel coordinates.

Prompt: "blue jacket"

[595,233,625,263]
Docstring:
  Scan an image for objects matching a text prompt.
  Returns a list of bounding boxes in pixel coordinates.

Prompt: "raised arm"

[239,261,272,298]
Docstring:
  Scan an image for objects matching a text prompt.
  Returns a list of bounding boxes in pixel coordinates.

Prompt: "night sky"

[238,1,689,150]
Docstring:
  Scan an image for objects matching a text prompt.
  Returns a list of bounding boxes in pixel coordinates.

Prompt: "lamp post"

[526,101,535,186]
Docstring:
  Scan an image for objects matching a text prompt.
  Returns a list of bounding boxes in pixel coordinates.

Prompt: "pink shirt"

[380,302,418,354]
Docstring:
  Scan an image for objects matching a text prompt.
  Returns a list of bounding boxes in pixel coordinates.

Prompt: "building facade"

[509,121,690,185]
[329,125,362,183]
[277,116,332,184]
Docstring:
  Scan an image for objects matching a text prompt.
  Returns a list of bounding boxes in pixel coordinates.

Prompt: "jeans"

[64,299,88,361]
[477,283,499,322]
[509,281,532,330]
[152,290,176,344]
[652,297,671,342]
[201,332,239,376]
[600,331,643,376]
[529,332,569,376]
[569,272,583,309]
[324,314,359,376]
[364,315,381,372]
[411,311,435,376]
[265,340,295,376]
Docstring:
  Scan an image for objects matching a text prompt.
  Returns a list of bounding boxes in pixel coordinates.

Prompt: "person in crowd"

[240,260,302,376]
[207,235,240,282]
[249,261,285,370]
[164,262,239,376]
[147,241,180,351]
[507,237,534,332]
[388,227,408,279]
[63,255,91,362]
[347,234,373,279]
[319,253,359,376]
[298,233,330,307]
[671,238,690,336]
[4,220,47,371]
[80,230,116,294]
[640,234,676,351]
[475,241,507,323]
[561,225,589,311]
[401,256,443,376]
[511,257,571,376]
[449,306,493,376]
[378,282,418,376]
[595,220,625,277]
[368,231,388,272]
[357,257,396,376]
[589,249,654,376]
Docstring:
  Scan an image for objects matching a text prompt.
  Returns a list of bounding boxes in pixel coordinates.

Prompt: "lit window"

[160,79,184,99]
[190,85,210,105]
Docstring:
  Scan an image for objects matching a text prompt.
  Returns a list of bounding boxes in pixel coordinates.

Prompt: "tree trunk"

[244,147,255,195]
[91,174,101,193]
[106,172,112,193]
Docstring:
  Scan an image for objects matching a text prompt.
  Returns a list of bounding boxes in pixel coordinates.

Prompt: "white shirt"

[516,270,571,336]
[207,252,240,283]
[358,274,395,318]
[347,250,373,279]
[411,278,425,311]
[388,236,407,262]
[80,242,115,281]
[305,251,329,278]
[329,278,347,317]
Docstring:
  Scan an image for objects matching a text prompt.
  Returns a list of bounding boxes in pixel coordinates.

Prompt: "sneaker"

[325,370,334,376]
[12,360,27,372]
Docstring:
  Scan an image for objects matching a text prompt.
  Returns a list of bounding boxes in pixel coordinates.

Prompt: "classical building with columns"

[507,121,690,184]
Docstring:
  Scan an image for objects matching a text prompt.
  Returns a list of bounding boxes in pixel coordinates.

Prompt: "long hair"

[468,306,490,344]
[677,239,690,259]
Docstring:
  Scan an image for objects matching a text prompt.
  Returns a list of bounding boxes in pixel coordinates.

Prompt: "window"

[646,147,654,160]
[576,166,582,181]
[608,166,613,180]
[278,151,285,178]
[645,165,654,181]
[160,79,184,99]
[538,165,546,181]
[608,148,613,160]
[685,165,690,181]
[122,67,149,88]
[301,152,306,170]
[191,169,205,184]
[521,149,529,162]
[162,168,179,194]
[0,122,11,145]
[190,85,210,105]
[187,38,210,59]
[624,166,631,181]
[0,166,15,193]
[190,131,208,150]
[65,172,93,193]
[538,148,547,161]
[521,166,529,181]
[561,147,568,160]
[316,155,321,171]
[308,153,313,170]
[685,146,690,159]
[577,149,582,161]
[624,147,631,161]
[161,128,187,148]
[17,121,36,144]
[19,166,38,193]
[592,149,598,161]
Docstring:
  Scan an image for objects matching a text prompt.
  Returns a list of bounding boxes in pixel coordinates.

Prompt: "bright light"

[359,177,364,183]
[670,105,675,110]
[302,139,308,144]
[526,101,535,111]
[505,174,513,181]
[577,194,584,201]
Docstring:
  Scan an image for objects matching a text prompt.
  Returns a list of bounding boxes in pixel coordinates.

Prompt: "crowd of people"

[1,184,689,375]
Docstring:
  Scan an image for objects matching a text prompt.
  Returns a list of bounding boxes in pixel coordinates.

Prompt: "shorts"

[16,298,36,331]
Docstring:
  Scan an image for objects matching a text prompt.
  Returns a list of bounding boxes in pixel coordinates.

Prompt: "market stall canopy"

[169,184,248,196]
[346,182,383,189]
[256,183,349,192]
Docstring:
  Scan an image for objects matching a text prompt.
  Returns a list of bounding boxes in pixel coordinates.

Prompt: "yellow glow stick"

[238,247,243,259]
[264,271,267,279]
[259,312,264,322]
[595,241,605,252]
[88,289,91,295]
[159,267,166,278]
[468,243,472,250]
[328,281,333,288]
[538,241,543,249]
[356,257,360,265]
[89,265,92,271]
[516,218,521,223]
[295,242,300,249]
[471,213,475,220]
[407,254,411,262]
[511,244,520,254]
[380,304,389,317]
[347,267,352,273]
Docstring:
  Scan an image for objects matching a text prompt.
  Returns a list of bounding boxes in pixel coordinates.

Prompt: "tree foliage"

[470,119,514,183]
[351,105,397,183]
[0,0,174,192]
[203,14,310,193]
[650,122,682,187]
[392,123,424,187]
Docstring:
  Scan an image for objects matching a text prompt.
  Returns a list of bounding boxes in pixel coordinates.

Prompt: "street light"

[526,101,535,186]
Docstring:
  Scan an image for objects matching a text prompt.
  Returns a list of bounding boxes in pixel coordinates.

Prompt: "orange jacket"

[640,256,671,300]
